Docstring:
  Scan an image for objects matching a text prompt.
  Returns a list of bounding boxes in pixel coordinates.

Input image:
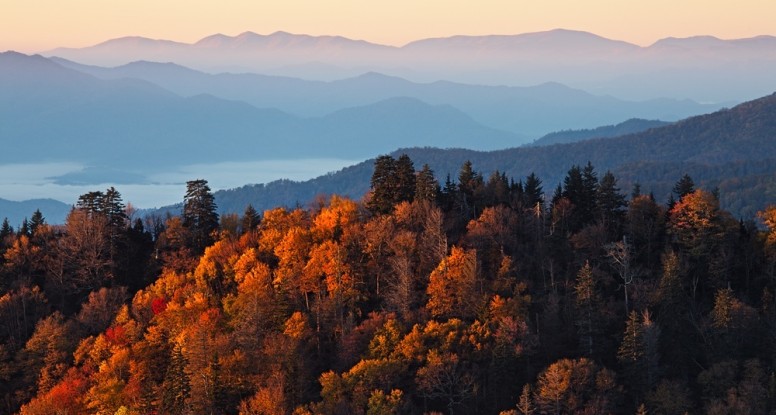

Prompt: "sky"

[2,0,775,53]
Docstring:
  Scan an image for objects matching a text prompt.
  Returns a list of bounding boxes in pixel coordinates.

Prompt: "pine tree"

[415,164,440,203]
[18,218,29,237]
[0,218,13,240]
[161,344,190,414]
[367,155,398,215]
[100,187,127,229]
[672,174,695,200]
[395,154,416,204]
[183,179,219,252]
[597,171,627,238]
[524,173,543,210]
[240,204,261,234]
[29,209,45,234]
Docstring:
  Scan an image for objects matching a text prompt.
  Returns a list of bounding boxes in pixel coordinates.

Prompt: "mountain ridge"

[192,92,776,221]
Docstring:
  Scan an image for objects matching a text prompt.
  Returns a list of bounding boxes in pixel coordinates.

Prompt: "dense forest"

[1,155,775,414]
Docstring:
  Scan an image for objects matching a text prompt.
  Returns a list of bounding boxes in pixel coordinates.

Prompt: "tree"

[368,155,399,215]
[240,204,261,234]
[516,384,535,415]
[574,262,602,357]
[606,240,636,314]
[535,358,600,415]
[426,247,479,320]
[415,164,440,203]
[0,218,12,241]
[523,173,543,210]
[29,210,45,235]
[183,179,219,252]
[394,154,416,204]
[672,174,695,200]
[160,344,190,414]
[416,350,475,415]
[597,171,627,238]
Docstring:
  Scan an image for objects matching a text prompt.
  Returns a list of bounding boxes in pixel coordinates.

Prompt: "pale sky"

[1,0,775,53]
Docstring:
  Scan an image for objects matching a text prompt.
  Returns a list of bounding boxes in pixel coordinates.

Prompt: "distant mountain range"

[0,198,71,229]
[42,29,776,102]
[199,92,776,221]
[50,58,715,137]
[0,52,520,173]
[0,51,721,181]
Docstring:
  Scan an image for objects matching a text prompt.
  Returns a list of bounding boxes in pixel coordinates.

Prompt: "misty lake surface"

[0,159,359,208]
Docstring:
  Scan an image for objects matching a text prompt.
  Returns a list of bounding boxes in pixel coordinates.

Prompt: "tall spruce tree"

[415,164,440,203]
[29,210,45,235]
[240,204,261,234]
[367,155,399,215]
[183,179,219,252]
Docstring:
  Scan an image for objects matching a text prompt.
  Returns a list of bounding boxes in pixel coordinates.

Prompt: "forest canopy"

[1,160,775,415]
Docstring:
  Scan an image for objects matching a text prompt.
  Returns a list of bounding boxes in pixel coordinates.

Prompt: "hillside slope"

[206,93,776,219]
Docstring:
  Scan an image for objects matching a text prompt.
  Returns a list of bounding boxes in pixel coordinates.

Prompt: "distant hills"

[529,119,671,146]
[202,92,776,220]
[0,198,71,229]
[0,52,522,174]
[51,58,715,138]
[43,29,776,102]
[0,51,720,180]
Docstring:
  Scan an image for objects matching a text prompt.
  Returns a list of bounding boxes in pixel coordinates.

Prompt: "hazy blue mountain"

[43,29,776,102]
[52,58,719,138]
[0,52,523,176]
[0,198,72,228]
[529,119,671,146]
[193,92,776,221]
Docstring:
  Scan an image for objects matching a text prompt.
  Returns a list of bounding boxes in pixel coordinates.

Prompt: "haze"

[3,0,776,52]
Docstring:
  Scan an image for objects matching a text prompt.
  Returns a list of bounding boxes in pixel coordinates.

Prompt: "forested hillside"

[2,155,775,414]
[209,92,776,220]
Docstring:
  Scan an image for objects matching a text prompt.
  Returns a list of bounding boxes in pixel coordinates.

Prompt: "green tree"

[672,174,695,200]
[0,218,12,240]
[368,155,399,215]
[415,164,440,203]
[160,344,190,415]
[597,171,627,238]
[29,210,45,235]
[523,173,543,211]
[183,179,219,252]
[240,204,260,234]
[395,154,416,204]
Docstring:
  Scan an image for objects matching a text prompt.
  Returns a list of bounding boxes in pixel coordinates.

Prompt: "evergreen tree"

[672,174,695,200]
[394,154,416,204]
[161,344,190,414]
[367,155,398,215]
[101,187,127,229]
[76,190,104,213]
[524,173,543,210]
[183,179,219,252]
[29,210,45,235]
[240,204,261,234]
[18,218,29,237]
[0,218,13,240]
[597,171,627,238]
[415,164,440,203]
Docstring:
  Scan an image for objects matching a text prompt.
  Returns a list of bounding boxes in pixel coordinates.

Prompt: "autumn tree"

[426,247,479,320]
[574,262,603,357]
